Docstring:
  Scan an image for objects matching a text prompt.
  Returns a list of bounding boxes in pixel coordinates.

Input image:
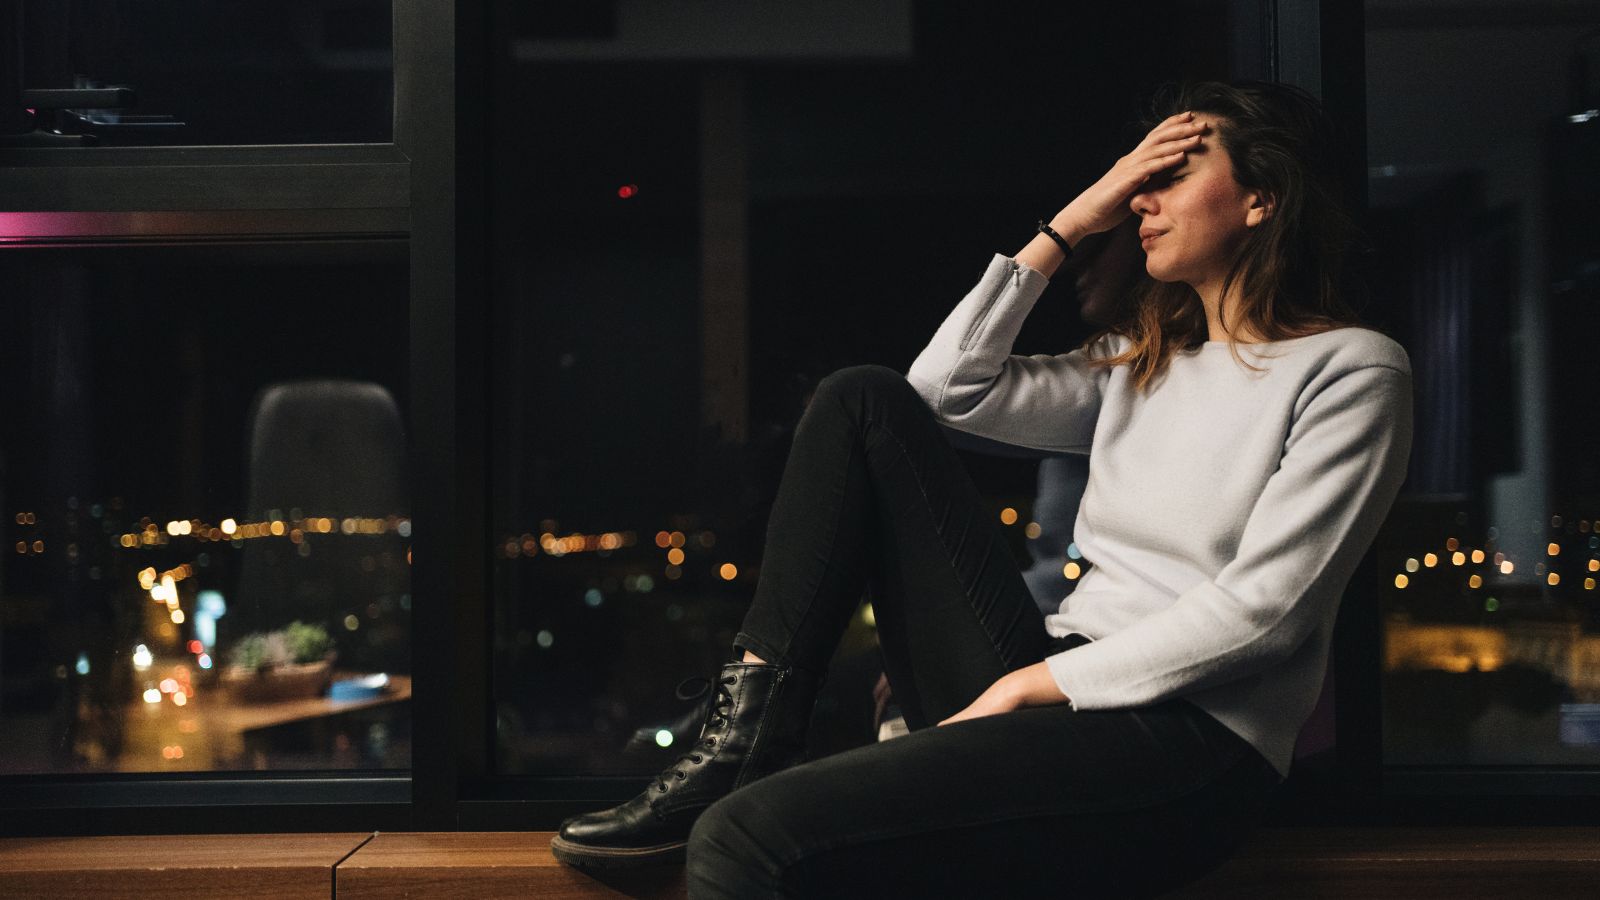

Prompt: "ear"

[1244,191,1275,228]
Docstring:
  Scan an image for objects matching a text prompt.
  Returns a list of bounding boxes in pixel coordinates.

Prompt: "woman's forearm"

[1013,212,1088,280]
[1001,660,1072,708]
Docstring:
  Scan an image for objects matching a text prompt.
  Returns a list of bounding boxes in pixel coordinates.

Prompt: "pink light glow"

[0,212,119,241]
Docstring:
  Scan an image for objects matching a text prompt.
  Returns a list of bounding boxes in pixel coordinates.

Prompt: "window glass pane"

[1367,3,1600,765]
[2,1,392,146]
[0,244,411,774]
[490,4,1242,776]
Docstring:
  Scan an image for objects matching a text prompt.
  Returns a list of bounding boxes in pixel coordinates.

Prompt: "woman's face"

[1126,116,1271,290]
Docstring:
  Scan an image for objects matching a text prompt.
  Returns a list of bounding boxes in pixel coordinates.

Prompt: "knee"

[813,364,916,408]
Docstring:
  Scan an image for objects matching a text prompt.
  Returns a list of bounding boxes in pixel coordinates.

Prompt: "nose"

[1129,188,1155,218]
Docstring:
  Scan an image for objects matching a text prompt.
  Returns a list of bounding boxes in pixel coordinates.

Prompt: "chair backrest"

[244,380,406,517]
[225,379,407,660]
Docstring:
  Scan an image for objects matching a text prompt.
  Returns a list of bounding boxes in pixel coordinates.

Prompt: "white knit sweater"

[906,253,1414,781]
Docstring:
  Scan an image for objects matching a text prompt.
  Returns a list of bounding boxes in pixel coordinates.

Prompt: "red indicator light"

[617,184,638,199]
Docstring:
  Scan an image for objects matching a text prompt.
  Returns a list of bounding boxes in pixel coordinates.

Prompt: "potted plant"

[220,620,338,703]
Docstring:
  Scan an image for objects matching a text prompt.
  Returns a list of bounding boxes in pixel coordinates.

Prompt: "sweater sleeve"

[905,253,1114,454]
[1045,362,1414,708]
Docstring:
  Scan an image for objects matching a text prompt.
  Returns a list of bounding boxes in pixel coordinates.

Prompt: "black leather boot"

[550,659,824,868]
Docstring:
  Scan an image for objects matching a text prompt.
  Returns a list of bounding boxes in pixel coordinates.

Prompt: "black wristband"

[1037,220,1074,259]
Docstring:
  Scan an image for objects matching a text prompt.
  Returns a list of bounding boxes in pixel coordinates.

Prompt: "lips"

[1138,227,1166,248]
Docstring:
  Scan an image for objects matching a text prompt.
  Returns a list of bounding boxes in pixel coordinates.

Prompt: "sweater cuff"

[1044,646,1086,712]
[1002,253,1051,294]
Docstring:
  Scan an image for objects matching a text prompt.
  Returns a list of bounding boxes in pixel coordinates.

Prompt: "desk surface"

[214,672,413,733]
[118,669,412,771]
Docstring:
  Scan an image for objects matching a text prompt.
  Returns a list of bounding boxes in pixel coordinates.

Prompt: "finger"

[1141,151,1187,175]
[1135,116,1204,151]
[1149,121,1204,147]
[1136,114,1190,142]
[1144,135,1202,161]
[1140,132,1203,156]
[1120,149,1185,182]
[1117,152,1186,193]
[1137,132,1201,164]
[1150,111,1194,132]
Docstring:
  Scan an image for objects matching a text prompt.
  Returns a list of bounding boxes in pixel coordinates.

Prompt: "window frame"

[0,0,463,834]
[6,0,1600,838]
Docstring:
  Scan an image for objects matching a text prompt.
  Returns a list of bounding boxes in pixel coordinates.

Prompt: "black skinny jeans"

[687,365,1283,899]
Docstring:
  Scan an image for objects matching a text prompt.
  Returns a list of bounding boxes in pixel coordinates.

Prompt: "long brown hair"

[1080,80,1374,390]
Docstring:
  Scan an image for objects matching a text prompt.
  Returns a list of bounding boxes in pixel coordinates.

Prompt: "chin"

[1144,259,1184,283]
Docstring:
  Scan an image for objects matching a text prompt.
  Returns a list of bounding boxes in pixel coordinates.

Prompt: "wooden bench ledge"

[1170,826,1600,899]
[6,827,1600,899]
[336,832,686,900]
[0,833,371,900]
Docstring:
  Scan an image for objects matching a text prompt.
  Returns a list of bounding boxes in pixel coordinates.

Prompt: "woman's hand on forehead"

[1055,112,1208,238]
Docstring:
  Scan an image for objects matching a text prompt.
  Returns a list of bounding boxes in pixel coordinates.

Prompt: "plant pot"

[221,652,338,704]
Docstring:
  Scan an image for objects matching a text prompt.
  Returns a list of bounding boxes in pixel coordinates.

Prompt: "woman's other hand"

[937,661,1071,726]
[1059,111,1208,238]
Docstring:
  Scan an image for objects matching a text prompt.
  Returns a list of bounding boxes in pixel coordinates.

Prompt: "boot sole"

[549,834,688,869]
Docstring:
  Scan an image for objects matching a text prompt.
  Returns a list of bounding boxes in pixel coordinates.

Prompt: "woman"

[552,79,1414,898]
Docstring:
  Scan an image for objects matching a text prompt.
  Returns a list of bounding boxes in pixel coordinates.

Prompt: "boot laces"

[655,673,737,793]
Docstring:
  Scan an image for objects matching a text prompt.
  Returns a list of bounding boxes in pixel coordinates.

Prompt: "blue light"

[195,590,226,650]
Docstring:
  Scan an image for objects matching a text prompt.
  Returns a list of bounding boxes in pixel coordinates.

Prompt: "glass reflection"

[1367,3,1600,764]
[0,248,411,773]
[0,0,393,147]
